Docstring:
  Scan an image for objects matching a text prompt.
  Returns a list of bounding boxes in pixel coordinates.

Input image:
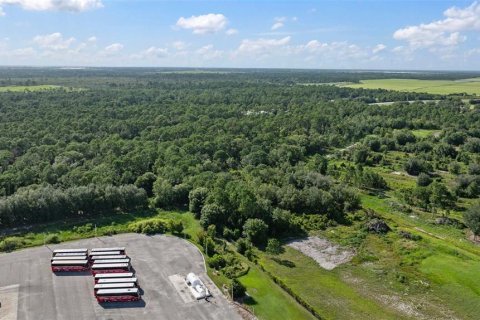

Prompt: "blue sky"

[0,0,479,70]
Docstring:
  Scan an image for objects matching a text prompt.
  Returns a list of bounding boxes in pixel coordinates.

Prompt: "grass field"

[0,85,63,92]
[341,78,480,95]
[239,263,316,320]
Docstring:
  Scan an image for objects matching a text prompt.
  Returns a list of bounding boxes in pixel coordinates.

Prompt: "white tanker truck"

[185,272,211,300]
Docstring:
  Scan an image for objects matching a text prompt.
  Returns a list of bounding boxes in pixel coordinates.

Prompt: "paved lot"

[0,234,242,320]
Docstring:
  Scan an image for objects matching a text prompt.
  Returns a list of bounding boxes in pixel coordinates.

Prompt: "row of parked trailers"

[51,247,141,303]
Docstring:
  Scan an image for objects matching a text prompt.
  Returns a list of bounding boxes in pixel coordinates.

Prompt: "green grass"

[341,78,480,95]
[411,129,441,138]
[420,254,480,319]
[239,263,317,320]
[0,85,63,92]
[257,246,410,320]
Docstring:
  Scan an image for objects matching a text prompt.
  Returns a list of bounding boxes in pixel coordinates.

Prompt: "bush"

[229,278,246,299]
[417,173,432,187]
[404,158,431,176]
[45,234,60,244]
[243,218,269,246]
[0,237,24,252]
[129,218,169,234]
[169,220,184,235]
[236,238,252,255]
[266,238,284,255]
[208,254,226,269]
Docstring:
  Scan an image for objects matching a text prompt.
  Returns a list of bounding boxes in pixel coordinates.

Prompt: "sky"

[0,0,479,70]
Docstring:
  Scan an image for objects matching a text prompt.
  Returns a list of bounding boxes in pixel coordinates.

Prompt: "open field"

[0,233,241,320]
[0,85,64,92]
[340,78,480,95]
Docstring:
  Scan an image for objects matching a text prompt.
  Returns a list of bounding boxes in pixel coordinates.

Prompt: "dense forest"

[0,68,479,244]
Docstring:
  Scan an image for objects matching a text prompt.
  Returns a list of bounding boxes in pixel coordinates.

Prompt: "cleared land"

[340,78,480,95]
[0,85,62,92]
[0,233,241,320]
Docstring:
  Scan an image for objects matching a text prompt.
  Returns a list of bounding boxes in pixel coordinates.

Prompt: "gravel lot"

[0,234,241,320]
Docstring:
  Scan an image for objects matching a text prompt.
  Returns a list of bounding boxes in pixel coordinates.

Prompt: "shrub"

[266,238,283,255]
[417,173,432,187]
[404,158,431,176]
[73,223,94,234]
[208,254,226,269]
[45,234,60,244]
[0,237,24,252]
[236,238,252,255]
[229,278,246,299]
[169,220,184,235]
[129,218,169,234]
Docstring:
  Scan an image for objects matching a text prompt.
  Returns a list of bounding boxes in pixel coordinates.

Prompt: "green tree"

[188,187,209,218]
[200,204,225,229]
[266,238,283,255]
[463,204,480,240]
[243,218,268,245]
[229,278,246,299]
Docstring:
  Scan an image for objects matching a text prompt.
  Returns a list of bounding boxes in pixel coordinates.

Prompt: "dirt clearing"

[287,237,355,270]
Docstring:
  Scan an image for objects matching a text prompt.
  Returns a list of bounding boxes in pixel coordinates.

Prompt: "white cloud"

[196,44,223,60]
[176,13,228,34]
[12,47,36,58]
[226,28,238,36]
[393,1,480,48]
[236,36,291,56]
[33,32,75,50]
[172,41,188,50]
[0,0,103,15]
[372,44,387,54]
[298,40,369,62]
[87,36,97,43]
[271,17,286,30]
[0,6,4,16]
[144,46,168,58]
[102,43,123,55]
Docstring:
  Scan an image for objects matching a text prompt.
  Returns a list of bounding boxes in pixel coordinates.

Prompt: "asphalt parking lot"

[0,233,242,320]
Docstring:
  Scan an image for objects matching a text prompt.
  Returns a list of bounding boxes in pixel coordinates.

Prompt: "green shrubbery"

[45,234,60,244]
[129,218,183,235]
[0,237,24,252]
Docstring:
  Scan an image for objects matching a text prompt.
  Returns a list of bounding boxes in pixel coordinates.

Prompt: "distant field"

[341,78,480,95]
[0,85,62,92]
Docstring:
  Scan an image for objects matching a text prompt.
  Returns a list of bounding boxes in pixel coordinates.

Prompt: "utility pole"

[94,224,97,238]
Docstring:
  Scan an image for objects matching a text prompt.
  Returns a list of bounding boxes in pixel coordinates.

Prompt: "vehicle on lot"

[51,256,88,261]
[52,248,88,256]
[94,282,136,292]
[51,259,89,272]
[90,255,127,261]
[97,277,138,285]
[88,251,122,260]
[185,272,211,299]
[54,252,88,258]
[91,263,131,275]
[93,258,130,264]
[94,272,134,282]
[95,288,140,303]
[91,247,126,254]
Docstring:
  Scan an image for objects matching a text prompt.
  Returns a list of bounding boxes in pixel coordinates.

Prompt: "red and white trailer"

[95,288,140,303]
[51,259,89,272]
[94,272,134,283]
[91,263,130,275]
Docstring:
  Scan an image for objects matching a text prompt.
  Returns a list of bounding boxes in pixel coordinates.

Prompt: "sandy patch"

[287,237,354,270]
